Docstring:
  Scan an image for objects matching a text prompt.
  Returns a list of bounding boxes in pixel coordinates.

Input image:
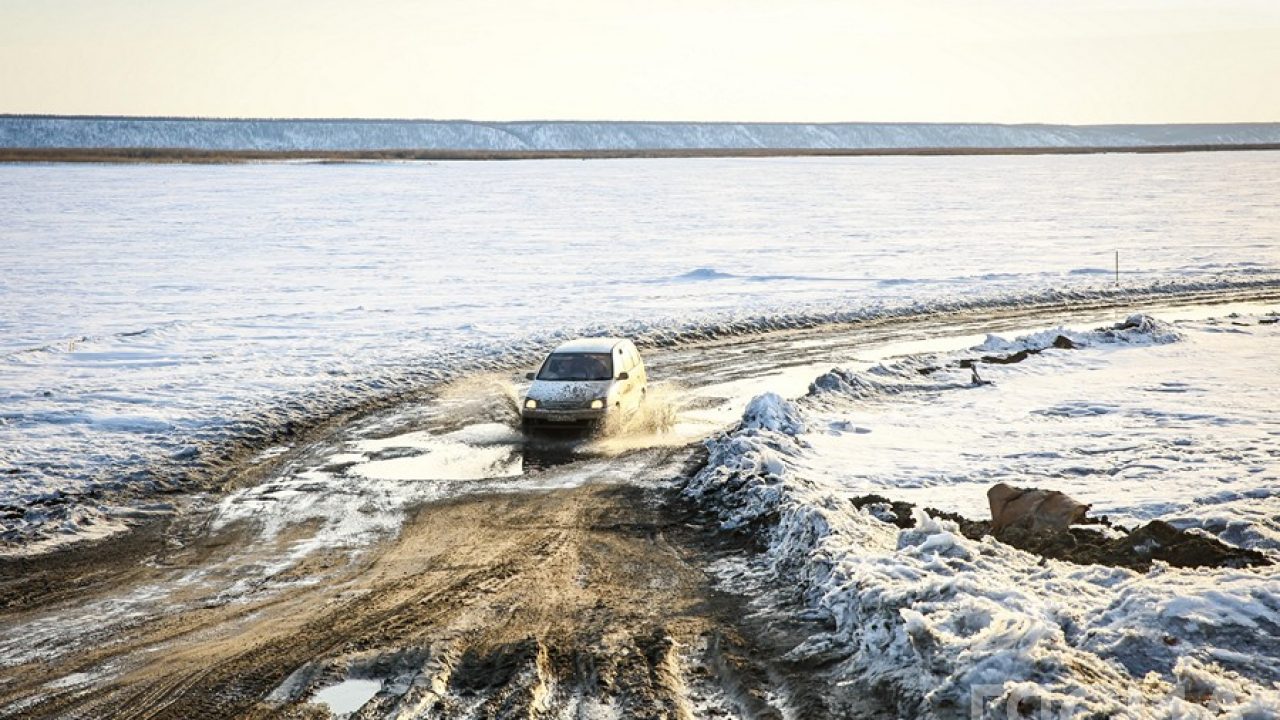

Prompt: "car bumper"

[521,407,606,427]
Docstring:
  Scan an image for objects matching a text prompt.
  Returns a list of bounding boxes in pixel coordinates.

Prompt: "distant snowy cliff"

[3,115,1280,151]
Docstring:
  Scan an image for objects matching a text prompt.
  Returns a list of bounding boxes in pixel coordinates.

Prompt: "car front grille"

[539,400,587,411]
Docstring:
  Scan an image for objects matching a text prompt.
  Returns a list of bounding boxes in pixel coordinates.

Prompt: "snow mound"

[1102,313,1186,345]
[685,397,808,534]
[807,363,968,403]
[740,393,806,435]
[674,268,737,281]
[808,367,901,398]
[977,313,1183,354]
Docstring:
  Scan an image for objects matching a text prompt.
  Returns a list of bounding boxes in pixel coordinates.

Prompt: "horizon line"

[4,113,1280,128]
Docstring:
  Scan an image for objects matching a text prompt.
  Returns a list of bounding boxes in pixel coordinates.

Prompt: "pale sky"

[2,0,1278,123]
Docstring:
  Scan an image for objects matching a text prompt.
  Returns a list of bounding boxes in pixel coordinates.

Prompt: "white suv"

[522,338,648,432]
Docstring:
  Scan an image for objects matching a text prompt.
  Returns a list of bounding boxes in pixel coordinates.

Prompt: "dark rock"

[982,349,1035,365]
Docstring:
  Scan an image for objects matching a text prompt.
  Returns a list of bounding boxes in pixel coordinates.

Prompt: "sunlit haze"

[2,0,1279,123]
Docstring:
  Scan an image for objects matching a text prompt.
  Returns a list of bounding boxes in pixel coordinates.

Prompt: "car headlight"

[590,399,605,409]
[525,399,537,409]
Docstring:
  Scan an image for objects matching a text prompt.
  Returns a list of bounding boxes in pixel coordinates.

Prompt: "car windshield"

[537,352,614,381]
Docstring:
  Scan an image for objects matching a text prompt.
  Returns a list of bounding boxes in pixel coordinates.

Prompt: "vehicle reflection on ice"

[352,420,604,479]
[519,435,591,473]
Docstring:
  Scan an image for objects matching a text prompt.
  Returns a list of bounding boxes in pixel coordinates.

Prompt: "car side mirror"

[525,372,535,380]
[616,372,629,381]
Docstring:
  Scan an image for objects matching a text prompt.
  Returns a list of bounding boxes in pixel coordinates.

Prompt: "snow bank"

[685,317,1280,718]
[740,393,807,435]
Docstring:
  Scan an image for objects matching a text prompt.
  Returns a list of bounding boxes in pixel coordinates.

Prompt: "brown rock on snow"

[988,483,1090,534]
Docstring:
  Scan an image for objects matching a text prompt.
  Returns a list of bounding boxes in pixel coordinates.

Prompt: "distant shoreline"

[3,144,1279,163]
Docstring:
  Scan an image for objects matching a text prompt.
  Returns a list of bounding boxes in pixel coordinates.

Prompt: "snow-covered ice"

[2,153,1279,549]
[685,314,1280,718]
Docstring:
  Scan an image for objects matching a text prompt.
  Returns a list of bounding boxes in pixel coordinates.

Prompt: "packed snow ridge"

[685,314,1280,718]
[5,116,1280,151]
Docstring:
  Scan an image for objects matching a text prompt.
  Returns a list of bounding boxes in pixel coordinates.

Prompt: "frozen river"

[1,152,1278,547]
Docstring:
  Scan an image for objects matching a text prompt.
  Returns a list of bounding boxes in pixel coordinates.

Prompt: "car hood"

[526,379,611,404]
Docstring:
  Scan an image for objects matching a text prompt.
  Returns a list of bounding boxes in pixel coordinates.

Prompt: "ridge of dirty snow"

[684,314,1280,718]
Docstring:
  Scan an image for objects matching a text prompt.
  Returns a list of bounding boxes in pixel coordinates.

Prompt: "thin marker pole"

[1115,250,1119,285]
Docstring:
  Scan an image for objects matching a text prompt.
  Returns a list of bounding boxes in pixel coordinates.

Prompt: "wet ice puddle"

[310,678,382,717]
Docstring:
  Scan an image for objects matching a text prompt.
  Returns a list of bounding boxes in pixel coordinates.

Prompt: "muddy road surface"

[2,478,829,718]
[2,289,1277,719]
